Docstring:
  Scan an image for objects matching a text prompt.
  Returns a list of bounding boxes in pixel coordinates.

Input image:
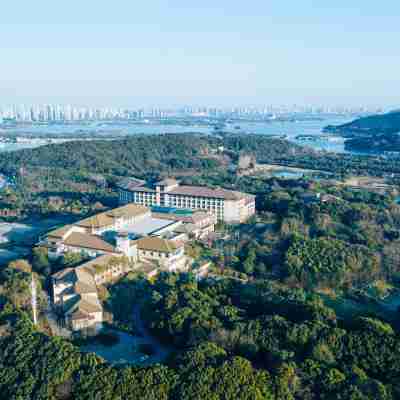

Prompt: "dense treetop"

[325,110,400,152]
[326,110,400,135]
[1,132,400,399]
[1,271,400,399]
[0,134,305,177]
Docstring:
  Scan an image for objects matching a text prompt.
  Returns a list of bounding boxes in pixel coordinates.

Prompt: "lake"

[79,329,167,366]
[271,170,306,179]
[79,306,172,366]
[0,116,353,154]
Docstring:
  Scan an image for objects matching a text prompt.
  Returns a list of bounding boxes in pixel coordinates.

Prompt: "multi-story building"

[75,203,151,235]
[135,236,186,272]
[118,178,255,223]
[42,203,150,260]
[51,237,188,332]
[75,254,132,286]
[45,201,219,332]
[152,209,216,240]
[52,266,103,332]
[42,208,187,272]
[45,226,121,259]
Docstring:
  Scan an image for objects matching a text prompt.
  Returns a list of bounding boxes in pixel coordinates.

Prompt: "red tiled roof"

[64,232,116,253]
[47,225,74,239]
[168,185,247,200]
[128,186,156,193]
[135,236,180,253]
[156,178,178,186]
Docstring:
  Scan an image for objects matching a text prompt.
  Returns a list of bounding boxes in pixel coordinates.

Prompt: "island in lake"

[324,110,400,153]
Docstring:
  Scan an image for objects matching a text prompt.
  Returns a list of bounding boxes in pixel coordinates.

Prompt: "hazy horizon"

[1,1,399,108]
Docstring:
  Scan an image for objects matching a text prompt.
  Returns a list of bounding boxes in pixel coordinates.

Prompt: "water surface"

[0,116,353,154]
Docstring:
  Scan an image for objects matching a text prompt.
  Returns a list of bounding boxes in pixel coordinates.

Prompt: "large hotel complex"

[118,178,255,223]
[41,180,255,332]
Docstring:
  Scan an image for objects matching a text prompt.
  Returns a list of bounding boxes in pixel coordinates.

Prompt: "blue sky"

[1,1,399,107]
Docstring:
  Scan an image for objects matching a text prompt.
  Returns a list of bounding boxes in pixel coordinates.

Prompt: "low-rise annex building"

[118,178,255,223]
[46,202,218,332]
[47,228,120,259]
[51,239,187,331]
[135,236,186,272]
[152,209,217,240]
[76,254,132,285]
[75,203,151,235]
[52,266,103,331]
[52,254,137,331]
[42,203,213,267]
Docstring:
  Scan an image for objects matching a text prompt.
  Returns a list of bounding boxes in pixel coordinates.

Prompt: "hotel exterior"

[44,202,218,332]
[46,207,184,332]
[43,203,191,270]
[118,178,255,223]
[52,266,103,331]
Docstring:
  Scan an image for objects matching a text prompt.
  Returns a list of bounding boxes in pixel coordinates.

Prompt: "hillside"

[325,110,400,136]
[344,132,400,153]
[0,133,308,177]
[0,134,212,177]
[324,110,400,152]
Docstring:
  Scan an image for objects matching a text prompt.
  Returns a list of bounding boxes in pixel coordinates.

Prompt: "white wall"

[223,200,241,223]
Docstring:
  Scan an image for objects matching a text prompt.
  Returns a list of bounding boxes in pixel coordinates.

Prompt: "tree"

[61,252,85,268]
[8,259,32,274]
[242,247,256,275]
[32,247,50,274]
[97,285,110,302]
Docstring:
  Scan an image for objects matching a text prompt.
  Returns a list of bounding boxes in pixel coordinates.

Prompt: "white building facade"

[119,179,255,223]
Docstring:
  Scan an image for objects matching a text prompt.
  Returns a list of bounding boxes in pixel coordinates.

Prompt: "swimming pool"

[151,206,193,215]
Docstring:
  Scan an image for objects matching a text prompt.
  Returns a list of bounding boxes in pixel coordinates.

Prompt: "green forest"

[1,269,399,399]
[2,133,400,399]
[325,110,400,152]
[1,133,400,184]
[1,133,400,224]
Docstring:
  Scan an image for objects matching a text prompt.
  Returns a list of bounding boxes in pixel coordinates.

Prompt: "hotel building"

[118,178,255,223]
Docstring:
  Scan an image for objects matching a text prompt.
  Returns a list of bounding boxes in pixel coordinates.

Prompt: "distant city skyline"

[1,1,399,107]
[0,102,389,123]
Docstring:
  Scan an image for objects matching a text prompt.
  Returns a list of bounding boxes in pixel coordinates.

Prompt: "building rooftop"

[152,210,213,225]
[107,203,149,219]
[244,195,255,205]
[63,232,117,253]
[156,178,178,187]
[64,295,102,316]
[173,223,197,234]
[77,254,117,276]
[128,186,156,193]
[135,260,159,275]
[76,204,149,230]
[47,224,74,239]
[52,267,76,281]
[168,185,250,201]
[76,213,114,230]
[74,280,97,295]
[117,177,146,191]
[120,179,254,201]
[52,264,97,291]
[135,236,180,253]
[125,216,178,237]
[70,310,95,321]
